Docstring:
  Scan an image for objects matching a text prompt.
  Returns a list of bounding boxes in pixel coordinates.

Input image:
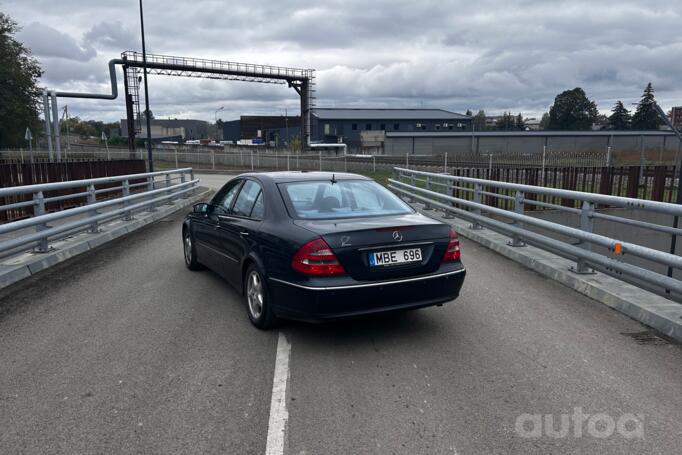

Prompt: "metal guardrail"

[389,167,682,301]
[0,168,198,258]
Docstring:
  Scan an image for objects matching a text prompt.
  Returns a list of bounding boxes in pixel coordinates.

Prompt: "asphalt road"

[0,174,681,454]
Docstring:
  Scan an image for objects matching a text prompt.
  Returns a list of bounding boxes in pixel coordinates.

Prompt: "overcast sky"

[3,0,681,123]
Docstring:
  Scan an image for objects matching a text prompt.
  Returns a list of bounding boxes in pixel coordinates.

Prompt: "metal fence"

[0,168,199,258]
[389,167,682,302]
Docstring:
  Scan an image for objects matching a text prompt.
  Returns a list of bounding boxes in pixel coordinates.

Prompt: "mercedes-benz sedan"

[182,172,465,329]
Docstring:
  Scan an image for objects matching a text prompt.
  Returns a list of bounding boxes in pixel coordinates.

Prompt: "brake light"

[292,238,346,276]
[442,228,461,262]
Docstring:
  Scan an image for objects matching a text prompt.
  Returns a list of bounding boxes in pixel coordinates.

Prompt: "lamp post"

[139,0,154,171]
[214,106,224,141]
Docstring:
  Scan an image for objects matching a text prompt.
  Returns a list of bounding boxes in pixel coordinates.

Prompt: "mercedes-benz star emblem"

[392,231,403,242]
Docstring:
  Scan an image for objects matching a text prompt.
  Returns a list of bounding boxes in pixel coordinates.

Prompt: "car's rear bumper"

[267,266,466,322]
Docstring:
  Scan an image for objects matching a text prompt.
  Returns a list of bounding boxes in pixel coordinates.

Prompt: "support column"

[51,91,61,161]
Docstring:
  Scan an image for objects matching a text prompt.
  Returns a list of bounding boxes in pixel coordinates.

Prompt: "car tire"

[244,263,279,329]
[183,227,203,271]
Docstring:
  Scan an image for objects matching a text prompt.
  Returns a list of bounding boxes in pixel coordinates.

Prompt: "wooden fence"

[451,165,678,211]
[0,160,147,223]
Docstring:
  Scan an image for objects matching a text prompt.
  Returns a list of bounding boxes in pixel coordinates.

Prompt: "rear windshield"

[279,179,413,220]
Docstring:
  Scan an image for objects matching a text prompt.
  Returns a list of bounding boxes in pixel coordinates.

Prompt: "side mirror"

[193,202,210,214]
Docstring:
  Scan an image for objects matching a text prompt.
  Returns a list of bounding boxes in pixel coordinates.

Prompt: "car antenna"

[331,173,337,184]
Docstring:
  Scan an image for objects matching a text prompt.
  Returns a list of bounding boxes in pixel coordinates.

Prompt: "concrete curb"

[416,205,682,343]
[0,188,212,291]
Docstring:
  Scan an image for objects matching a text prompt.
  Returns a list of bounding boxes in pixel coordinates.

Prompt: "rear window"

[279,179,413,220]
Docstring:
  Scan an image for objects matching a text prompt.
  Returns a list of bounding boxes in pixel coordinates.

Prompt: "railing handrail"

[393,167,682,216]
[0,168,194,197]
[391,167,682,301]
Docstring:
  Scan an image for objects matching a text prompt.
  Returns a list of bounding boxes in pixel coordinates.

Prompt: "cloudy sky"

[3,0,681,123]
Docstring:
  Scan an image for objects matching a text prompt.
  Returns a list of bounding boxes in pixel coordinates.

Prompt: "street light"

[139,0,154,171]
[214,106,224,141]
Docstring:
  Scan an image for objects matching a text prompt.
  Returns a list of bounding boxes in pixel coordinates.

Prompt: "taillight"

[442,228,461,262]
[292,238,346,276]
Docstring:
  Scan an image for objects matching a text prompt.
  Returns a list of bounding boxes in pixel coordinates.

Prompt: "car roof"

[236,171,372,184]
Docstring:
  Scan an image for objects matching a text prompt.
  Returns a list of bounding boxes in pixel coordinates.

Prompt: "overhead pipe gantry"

[46,51,316,157]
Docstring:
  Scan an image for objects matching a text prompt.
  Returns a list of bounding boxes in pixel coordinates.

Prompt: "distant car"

[182,172,466,328]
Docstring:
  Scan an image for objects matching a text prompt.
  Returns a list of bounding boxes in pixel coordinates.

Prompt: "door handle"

[239,231,249,237]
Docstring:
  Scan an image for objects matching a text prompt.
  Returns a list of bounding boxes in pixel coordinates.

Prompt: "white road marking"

[265,331,292,455]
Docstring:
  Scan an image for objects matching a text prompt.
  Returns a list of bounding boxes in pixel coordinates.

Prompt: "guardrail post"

[147,175,156,212]
[86,184,99,233]
[211,150,215,170]
[122,179,133,220]
[165,173,173,205]
[571,201,595,274]
[423,176,433,210]
[470,183,483,230]
[408,172,416,202]
[509,190,526,247]
[33,191,50,253]
[443,177,455,219]
[180,172,189,199]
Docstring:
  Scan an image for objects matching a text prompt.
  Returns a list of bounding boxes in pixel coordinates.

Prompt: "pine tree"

[608,101,631,130]
[465,109,473,117]
[473,110,486,131]
[515,113,525,130]
[539,112,550,130]
[631,83,662,130]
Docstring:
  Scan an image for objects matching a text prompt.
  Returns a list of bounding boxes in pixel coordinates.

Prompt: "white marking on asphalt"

[265,331,292,455]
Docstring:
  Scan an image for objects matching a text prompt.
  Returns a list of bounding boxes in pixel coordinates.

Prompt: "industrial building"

[119,119,211,141]
[312,108,471,149]
[222,115,301,143]
[382,130,681,157]
[224,108,472,150]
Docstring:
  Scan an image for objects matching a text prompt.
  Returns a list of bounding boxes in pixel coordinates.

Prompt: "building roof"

[385,130,678,138]
[313,108,470,121]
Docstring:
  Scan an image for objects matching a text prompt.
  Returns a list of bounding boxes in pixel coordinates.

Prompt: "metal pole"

[51,91,61,161]
[43,91,53,161]
[444,153,448,174]
[65,105,71,151]
[139,0,154,171]
[541,145,546,186]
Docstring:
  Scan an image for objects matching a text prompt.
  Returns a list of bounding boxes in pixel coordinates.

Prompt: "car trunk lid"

[294,213,450,281]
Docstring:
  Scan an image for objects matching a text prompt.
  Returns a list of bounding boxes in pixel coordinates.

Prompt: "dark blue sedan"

[182,172,465,329]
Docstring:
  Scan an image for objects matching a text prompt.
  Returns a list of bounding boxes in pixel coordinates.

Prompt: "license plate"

[369,248,422,267]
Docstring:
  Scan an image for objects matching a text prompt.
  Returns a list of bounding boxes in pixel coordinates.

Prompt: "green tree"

[608,101,631,130]
[465,109,473,117]
[473,109,486,131]
[539,112,550,130]
[547,87,598,130]
[631,82,662,130]
[495,112,516,131]
[0,13,43,148]
[515,113,525,130]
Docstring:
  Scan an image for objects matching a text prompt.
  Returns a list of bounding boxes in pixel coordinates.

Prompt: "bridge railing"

[0,168,198,258]
[389,167,682,301]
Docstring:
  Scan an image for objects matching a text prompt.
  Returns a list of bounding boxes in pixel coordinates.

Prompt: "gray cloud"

[84,21,138,51]
[18,22,96,61]
[3,0,682,122]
